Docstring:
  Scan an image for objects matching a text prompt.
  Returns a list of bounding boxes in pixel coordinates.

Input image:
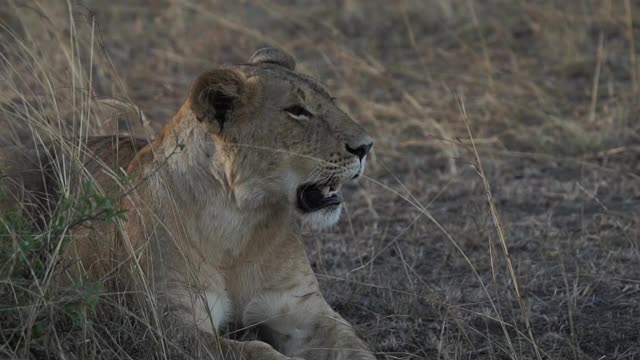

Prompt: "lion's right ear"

[190,69,247,133]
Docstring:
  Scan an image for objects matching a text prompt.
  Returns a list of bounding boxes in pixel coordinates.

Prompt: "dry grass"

[1,0,639,359]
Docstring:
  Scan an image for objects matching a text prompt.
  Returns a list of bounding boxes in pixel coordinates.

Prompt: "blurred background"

[1,1,639,359]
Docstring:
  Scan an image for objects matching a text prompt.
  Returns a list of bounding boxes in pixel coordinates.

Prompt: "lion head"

[184,47,373,229]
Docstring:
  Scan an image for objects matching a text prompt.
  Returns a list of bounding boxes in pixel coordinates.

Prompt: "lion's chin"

[298,204,342,230]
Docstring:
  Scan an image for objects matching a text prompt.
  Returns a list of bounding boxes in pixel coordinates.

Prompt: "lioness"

[3,48,375,359]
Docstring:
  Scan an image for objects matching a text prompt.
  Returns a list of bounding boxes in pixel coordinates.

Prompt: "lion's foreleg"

[244,287,375,360]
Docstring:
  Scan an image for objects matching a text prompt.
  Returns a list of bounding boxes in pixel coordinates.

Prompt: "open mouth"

[296,182,342,213]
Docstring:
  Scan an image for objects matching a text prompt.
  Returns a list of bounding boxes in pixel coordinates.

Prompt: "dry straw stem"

[0,3,183,359]
[459,95,542,360]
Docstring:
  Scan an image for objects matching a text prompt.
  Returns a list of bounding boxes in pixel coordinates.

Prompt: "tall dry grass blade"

[459,95,542,360]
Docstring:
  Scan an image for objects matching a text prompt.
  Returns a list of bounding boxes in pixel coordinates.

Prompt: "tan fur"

[3,48,375,360]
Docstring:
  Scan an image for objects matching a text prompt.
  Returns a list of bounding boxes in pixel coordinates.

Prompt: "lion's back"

[0,135,148,222]
[82,136,149,190]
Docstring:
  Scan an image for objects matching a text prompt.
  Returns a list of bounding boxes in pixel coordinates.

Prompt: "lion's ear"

[190,69,247,133]
[249,47,296,71]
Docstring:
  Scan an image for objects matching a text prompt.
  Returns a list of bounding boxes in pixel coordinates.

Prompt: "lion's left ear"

[190,68,248,133]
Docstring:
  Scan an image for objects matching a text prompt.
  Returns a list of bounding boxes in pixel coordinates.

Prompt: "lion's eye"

[284,105,313,119]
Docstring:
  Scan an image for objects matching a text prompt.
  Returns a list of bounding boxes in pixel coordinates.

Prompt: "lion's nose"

[345,142,373,161]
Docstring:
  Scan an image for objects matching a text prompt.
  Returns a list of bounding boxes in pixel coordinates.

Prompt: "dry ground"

[1,1,639,359]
